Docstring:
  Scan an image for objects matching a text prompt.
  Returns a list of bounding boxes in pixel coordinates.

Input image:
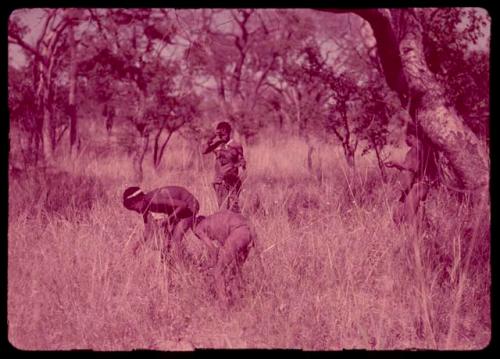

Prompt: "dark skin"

[385,134,429,225]
[126,186,198,221]
[192,210,254,303]
[202,127,231,155]
[203,127,247,173]
[125,186,200,256]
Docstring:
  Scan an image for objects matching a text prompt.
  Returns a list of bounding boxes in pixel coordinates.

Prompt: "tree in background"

[318,8,489,194]
[9,9,78,163]
[8,8,489,193]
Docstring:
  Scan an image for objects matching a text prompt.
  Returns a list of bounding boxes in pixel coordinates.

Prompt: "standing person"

[192,210,256,304]
[385,124,438,226]
[122,185,200,258]
[202,121,246,212]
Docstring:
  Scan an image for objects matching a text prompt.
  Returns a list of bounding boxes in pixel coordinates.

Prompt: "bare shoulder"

[159,186,190,196]
[404,146,418,160]
[228,140,243,150]
[213,209,246,222]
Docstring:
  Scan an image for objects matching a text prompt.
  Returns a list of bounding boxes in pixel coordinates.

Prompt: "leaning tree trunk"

[396,10,488,191]
[318,8,489,194]
[355,8,489,192]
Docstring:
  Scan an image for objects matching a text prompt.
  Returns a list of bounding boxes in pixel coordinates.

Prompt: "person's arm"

[166,199,187,219]
[385,160,405,171]
[158,199,189,233]
[196,228,219,251]
[143,212,153,242]
[229,142,247,174]
[236,144,246,170]
[202,134,224,154]
[386,148,418,173]
[194,226,220,269]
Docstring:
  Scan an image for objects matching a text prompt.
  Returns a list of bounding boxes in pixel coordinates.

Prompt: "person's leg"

[404,182,429,220]
[170,217,193,243]
[213,227,252,303]
[144,218,164,250]
[214,183,230,209]
[398,182,429,229]
[227,178,242,213]
[392,200,405,225]
[169,216,195,261]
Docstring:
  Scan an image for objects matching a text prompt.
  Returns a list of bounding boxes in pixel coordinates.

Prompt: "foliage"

[8,8,490,170]
[420,8,490,140]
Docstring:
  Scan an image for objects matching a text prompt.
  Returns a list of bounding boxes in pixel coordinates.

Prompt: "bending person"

[193,210,256,304]
[123,185,200,258]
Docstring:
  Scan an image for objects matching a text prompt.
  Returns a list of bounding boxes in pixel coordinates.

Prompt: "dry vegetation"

[8,134,490,350]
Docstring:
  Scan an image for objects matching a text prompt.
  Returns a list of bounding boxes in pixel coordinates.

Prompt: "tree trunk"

[41,89,53,163]
[48,86,57,151]
[343,143,356,169]
[318,8,489,193]
[154,130,174,170]
[133,133,149,183]
[307,144,315,172]
[395,10,488,191]
[153,123,165,168]
[68,17,78,155]
[374,144,388,183]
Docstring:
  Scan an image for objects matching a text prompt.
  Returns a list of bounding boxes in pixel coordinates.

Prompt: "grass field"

[8,133,490,350]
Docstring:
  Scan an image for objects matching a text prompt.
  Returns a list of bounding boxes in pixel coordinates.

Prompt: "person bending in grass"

[193,210,257,304]
[123,185,200,258]
[385,124,438,226]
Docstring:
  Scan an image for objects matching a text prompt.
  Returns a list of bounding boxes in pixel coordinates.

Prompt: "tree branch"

[8,33,47,66]
[315,8,409,106]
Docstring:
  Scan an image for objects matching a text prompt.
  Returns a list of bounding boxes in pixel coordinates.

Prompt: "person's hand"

[199,246,218,271]
[206,133,217,145]
[240,167,248,182]
[210,137,224,148]
[132,241,141,256]
[385,161,396,168]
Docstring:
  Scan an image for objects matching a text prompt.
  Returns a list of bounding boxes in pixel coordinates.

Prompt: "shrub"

[9,167,107,220]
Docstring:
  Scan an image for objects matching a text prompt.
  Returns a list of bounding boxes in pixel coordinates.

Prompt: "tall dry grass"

[8,134,490,350]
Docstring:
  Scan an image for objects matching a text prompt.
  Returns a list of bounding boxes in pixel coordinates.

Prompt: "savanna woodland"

[8,8,490,350]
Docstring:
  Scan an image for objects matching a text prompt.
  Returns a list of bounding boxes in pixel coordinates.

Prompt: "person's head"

[405,124,420,147]
[216,121,232,142]
[123,186,144,213]
[192,215,207,235]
